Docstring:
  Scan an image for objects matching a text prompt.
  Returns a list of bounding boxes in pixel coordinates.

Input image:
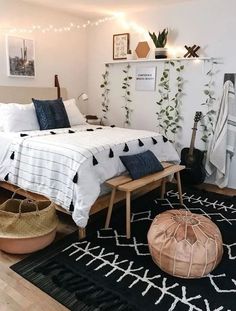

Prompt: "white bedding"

[0,125,180,227]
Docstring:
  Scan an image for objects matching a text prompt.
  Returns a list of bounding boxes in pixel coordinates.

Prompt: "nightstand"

[85,115,103,125]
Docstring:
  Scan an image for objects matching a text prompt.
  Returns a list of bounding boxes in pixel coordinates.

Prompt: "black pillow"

[120,150,164,180]
[32,98,70,130]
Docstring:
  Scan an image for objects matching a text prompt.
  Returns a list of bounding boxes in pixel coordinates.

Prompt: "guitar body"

[179,111,206,185]
[180,148,206,185]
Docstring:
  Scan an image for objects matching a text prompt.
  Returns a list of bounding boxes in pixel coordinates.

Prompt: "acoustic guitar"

[180,111,206,185]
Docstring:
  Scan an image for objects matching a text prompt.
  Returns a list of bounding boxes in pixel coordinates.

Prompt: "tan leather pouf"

[147,209,223,279]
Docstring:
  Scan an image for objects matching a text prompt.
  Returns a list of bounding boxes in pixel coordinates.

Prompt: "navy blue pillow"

[32,98,70,130]
[120,150,164,180]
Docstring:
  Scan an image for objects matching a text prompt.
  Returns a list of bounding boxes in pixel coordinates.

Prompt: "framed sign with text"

[135,67,156,91]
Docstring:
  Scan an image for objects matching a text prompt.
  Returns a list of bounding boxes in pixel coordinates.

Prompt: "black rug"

[11,186,236,311]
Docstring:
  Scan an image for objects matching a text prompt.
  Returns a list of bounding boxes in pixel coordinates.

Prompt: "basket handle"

[18,199,40,218]
[11,188,30,200]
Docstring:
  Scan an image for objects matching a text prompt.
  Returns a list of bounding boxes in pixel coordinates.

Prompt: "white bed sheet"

[0,125,180,227]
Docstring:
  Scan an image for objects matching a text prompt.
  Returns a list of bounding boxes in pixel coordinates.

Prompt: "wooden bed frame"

[0,84,162,238]
[0,180,162,238]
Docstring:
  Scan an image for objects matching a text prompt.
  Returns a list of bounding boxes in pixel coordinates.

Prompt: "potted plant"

[149,28,168,59]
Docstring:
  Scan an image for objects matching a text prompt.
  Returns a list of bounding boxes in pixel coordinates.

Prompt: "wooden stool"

[105,163,185,239]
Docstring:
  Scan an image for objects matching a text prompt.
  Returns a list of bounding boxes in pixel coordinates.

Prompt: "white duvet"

[0,125,179,227]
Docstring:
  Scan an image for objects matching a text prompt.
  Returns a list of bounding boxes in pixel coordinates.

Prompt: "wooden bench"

[105,163,185,239]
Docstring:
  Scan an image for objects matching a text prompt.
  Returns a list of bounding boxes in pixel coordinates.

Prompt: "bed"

[0,85,180,236]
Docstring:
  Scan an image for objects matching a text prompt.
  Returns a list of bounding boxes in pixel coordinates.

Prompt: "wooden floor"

[0,184,236,310]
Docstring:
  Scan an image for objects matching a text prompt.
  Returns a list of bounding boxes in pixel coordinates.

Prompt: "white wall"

[87,0,236,188]
[0,0,88,104]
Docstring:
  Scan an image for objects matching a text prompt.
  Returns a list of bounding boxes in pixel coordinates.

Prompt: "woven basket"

[0,190,58,254]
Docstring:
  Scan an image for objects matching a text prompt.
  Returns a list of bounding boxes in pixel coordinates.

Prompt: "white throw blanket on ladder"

[205,80,236,188]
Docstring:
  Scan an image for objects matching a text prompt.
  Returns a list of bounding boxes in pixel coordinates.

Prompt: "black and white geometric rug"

[11,186,236,311]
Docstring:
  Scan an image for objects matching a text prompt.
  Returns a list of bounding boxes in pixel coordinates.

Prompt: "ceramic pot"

[155,47,168,59]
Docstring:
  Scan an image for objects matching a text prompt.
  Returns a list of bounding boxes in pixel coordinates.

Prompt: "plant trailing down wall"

[156,60,185,143]
[100,64,110,122]
[122,64,133,126]
[201,59,218,144]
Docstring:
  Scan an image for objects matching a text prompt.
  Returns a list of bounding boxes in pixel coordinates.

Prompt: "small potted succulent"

[149,28,168,59]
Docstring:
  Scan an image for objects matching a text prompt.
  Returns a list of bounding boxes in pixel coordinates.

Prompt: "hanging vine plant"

[122,64,133,126]
[156,60,185,143]
[100,64,110,122]
[201,59,218,144]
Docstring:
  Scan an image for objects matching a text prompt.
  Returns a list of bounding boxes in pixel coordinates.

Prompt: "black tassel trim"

[50,131,56,135]
[123,143,129,152]
[86,129,94,132]
[31,258,137,311]
[68,129,75,133]
[109,148,114,158]
[10,151,15,160]
[138,139,144,147]
[96,127,103,130]
[4,173,9,181]
[163,136,168,142]
[69,201,74,212]
[110,125,116,128]
[20,133,28,137]
[93,155,98,166]
[73,172,78,183]
[152,137,157,145]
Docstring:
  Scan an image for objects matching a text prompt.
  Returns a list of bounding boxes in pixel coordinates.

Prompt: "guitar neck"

[189,122,198,156]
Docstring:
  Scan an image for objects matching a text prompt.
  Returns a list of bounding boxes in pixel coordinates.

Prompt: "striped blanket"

[205,80,236,188]
[0,125,180,227]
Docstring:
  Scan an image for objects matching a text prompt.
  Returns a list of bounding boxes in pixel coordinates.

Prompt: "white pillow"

[63,98,86,126]
[0,103,40,132]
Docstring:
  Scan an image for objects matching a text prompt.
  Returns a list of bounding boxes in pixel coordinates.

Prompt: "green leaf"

[163,72,168,78]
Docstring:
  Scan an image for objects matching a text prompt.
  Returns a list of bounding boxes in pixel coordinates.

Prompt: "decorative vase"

[155,47,168,59]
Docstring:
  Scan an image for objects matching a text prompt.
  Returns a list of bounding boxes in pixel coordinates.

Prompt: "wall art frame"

[113,33,130,60]
[6,35,35,78]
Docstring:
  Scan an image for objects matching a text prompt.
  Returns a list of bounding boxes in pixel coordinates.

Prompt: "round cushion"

[147,209,223,278]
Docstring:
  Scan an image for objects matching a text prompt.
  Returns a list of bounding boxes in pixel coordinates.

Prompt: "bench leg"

[126,191,131,239]
[105,187,116,228]
[176,171,183,205]
[78,227,86,240]
[161,178,166,199]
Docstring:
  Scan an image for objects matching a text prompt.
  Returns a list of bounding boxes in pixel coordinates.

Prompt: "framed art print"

[6,35,35,78]
[113,33,130,60]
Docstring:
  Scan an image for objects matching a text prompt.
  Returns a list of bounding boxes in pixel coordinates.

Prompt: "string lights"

[1,15,118,34]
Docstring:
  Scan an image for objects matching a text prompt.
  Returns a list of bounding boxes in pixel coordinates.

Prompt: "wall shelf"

[105,57,214,65]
